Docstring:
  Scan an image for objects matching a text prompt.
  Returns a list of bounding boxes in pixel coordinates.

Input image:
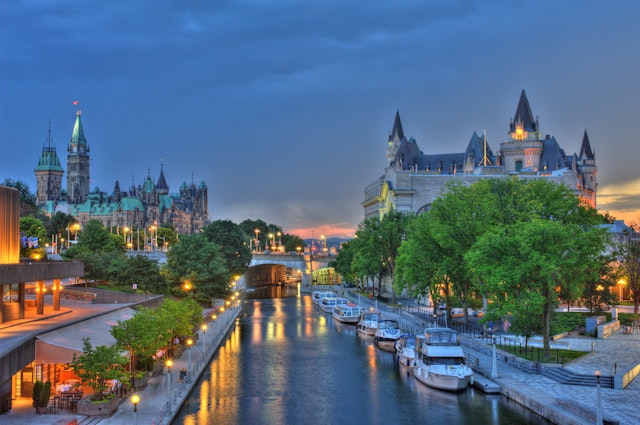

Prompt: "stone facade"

[364,90,597,219]
[35,109,209,234]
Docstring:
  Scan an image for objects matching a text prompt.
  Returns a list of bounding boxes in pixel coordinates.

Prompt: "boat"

[319,296,348,314]
[395,334,419,371]
[311,290,338,305]
[356,310,383,336]
[374,319,401,352]
[332,303,363,324]
[413,327,473,391]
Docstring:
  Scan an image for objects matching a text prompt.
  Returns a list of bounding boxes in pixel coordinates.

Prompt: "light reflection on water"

[174,288,550,425]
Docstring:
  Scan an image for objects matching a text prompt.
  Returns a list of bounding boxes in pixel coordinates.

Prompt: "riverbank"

[340,288,636,425]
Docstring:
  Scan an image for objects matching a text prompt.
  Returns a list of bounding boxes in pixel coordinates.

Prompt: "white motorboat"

[413,327,473,391]
[332,303,363,324]
[356,310,383,336]
[374,319,401,352]
[319,296,348,314]
[311,290,338,305]
[395,334,419,371]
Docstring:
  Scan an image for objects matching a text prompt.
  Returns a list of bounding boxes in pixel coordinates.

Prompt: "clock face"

[72,146,77,153]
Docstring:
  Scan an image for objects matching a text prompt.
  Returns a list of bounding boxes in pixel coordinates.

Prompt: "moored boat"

[374,319,401,352]
[395,334,419,371]
[356,310,383,336]
[332,303,363,324]
[319,297,348,314]
[311,290,338,305]
[413,327,473,391]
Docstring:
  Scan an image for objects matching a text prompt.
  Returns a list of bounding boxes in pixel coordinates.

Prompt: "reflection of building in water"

[34,108,209,234]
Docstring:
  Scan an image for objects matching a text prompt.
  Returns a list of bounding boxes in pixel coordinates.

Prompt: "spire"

[156,163,169,195]
[579,130,595,160]
[391,110,405,140]
[70,110,87,149]
[509,89,538,133]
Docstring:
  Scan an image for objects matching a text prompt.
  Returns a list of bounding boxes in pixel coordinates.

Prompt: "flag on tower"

[72,100,79,105]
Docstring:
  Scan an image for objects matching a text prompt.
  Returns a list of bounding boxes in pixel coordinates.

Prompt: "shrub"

[32,381,43,407]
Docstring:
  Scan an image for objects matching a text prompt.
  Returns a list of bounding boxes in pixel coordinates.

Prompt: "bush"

[32,381,43,407]
[38,381,51,409]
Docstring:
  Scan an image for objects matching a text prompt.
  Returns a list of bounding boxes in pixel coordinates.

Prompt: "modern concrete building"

[0,185,84,413]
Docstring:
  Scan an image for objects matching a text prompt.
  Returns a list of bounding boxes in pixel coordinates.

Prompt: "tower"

[66,109,90,204]
[500,89,543,172]
[34,121,64,207]
[386,110,405,168]
[576,130,597,208]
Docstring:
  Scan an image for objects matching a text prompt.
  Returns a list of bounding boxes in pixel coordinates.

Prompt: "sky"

[1,1,639,239]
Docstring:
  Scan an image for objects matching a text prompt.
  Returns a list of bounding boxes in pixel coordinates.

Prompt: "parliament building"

[34,109,209,234]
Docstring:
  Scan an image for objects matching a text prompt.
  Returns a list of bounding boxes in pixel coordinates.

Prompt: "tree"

[45,212,76,242]
[331,241,357,285]
[2,178,37,216]
[166,233,231,299]
[70,338,128,401]
[20,215,46,259]
[111,307,169,387]
[616,230,640,314]
[201,220,252,276]
[352,217,388,296]
[69,219,122,254]
[108,255,167,294]
[466,218,607,353]
[376,209,411,303]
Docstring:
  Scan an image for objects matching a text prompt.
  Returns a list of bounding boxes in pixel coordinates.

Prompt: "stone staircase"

[542,366,614,388]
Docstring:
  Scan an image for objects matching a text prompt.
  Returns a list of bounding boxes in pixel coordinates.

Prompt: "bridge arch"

[239,253,310,288]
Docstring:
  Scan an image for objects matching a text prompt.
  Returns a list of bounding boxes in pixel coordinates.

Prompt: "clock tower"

[66,109,90,203]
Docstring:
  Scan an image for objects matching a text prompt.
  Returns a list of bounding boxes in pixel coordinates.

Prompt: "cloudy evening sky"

[1,0,639,238]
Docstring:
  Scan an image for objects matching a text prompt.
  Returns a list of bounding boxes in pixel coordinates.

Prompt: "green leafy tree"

[111,307,169,386]
[331,241,357,285]
[201,220,252,276]
[157,297,203,344]
[108,255,167,294]
[2,178,37,217]
[466,218,607,353]
[352,217,388,296]
[69,219,122,254]
[45,212,76,242]
[70,338,128,401]
[616,230,640,314]
[157,225,178,249]
[166,233,231,299]
[20,215,47,259]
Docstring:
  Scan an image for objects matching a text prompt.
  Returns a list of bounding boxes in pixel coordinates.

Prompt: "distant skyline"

[1,1,639,238]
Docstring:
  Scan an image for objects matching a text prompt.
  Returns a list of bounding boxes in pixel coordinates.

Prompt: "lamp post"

[595,370,602,424]
[201,324,208,353]
[131,394,140,425]
[186,338,193,382]
[254,229,260,253]
[166,359,173,408]
[491,334,498,379]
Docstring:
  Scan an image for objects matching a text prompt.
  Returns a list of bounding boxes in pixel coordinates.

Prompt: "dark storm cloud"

[1,0,639,236]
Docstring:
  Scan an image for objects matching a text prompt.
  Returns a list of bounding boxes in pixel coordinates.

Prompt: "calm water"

[174,287,549,425]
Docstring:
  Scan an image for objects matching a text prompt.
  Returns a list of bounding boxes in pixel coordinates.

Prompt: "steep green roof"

[34,146,64,172]
[70,111,87,147]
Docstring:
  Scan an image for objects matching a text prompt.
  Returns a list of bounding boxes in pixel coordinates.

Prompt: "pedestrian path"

[0,302,242,425]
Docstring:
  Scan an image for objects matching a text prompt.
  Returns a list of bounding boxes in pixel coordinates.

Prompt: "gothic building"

[34,108,210,234]
[364,90,597,218]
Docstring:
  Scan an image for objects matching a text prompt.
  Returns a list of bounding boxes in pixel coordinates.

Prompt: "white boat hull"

[413,365,472,391]
[375,338,398,352]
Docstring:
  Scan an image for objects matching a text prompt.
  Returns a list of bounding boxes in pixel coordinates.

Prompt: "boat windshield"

[379,320,398,329]
[425,356,466,366]
[425,330,458,345]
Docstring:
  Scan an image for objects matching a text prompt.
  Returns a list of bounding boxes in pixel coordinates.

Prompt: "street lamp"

[491,334,498,379]
[201,324,208,353]
[186,338,193,382]
[131,394,140,425]
[595,370,603,424]
[166,359,173,408]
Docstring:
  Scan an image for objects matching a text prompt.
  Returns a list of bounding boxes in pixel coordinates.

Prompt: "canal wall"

[157,304,242,425]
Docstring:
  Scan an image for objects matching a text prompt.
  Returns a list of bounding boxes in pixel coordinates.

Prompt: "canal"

[175,287,550,424]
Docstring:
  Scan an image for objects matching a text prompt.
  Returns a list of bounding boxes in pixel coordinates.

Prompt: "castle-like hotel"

[363,90,597,218]
[34,109,209,234]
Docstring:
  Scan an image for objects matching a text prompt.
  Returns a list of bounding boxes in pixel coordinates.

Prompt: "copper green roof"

[34,146,64,172]
[70,111,87,147]
[119,197,145,211]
